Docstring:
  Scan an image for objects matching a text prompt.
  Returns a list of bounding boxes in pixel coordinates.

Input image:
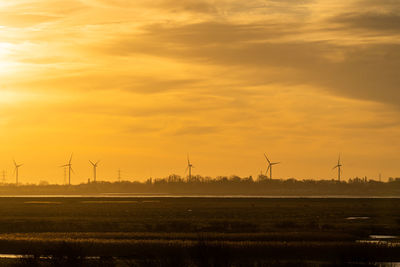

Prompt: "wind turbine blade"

[96,160,100,165]
[13,160,17,167]
[71,168,75,174]
[333,165,338,170]
[264,153,271,164]
[266,165,270,174]
[184,166,189,174]
[89,160,95,166]
[69,154,73,164]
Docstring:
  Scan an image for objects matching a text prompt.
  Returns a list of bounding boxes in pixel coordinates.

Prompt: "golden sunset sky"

[0,0,400,184]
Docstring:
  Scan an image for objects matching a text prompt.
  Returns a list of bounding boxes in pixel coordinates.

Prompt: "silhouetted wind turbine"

[13,160,23,185]
[63,166,67,185]
[264,153,280,180]
[61,154,74,185]
[185,155,194,181]
[89,160,100,183]
[333,155,342,181]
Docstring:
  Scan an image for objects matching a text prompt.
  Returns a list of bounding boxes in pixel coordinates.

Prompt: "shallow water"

[0,254,23,259]
[0,254,100,260]
[346,216,370,220]
[0,194,399,198]
[370,235,398,239]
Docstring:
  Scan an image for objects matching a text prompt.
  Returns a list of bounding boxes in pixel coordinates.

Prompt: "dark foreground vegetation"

[1,175,400,196]
[0,197,397,266]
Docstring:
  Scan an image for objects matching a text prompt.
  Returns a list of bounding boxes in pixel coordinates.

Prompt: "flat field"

[0,197,398,266]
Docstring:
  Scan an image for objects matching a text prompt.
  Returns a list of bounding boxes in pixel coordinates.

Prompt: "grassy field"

[0,197,397,266]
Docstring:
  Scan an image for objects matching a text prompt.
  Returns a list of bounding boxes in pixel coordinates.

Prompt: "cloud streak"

[104,20,400,107]
[330,12,400,33]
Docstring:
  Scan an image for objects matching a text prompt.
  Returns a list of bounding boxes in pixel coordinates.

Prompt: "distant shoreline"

[0,178,398,197]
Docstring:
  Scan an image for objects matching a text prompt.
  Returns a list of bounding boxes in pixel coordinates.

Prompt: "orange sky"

[1,0,400,184]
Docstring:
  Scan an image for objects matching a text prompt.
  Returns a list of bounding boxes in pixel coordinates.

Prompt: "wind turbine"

[61,154,74,185]
[13,160,23,185]
[333,155,342,181]
[185,155,194,182]
[63,166,67,185]
[264,153,280,180]
[89,160,100,183]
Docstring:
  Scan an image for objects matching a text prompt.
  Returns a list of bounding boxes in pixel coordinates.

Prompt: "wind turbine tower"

[89,160,100,183]
[186,155,194,182]
[61,154,74,185]
[333,155,342,181]
[13,160,23,185]
[63,167,67,185]
[264,153,280,180]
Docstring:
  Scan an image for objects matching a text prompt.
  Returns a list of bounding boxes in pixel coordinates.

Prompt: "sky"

[0,0,400,184]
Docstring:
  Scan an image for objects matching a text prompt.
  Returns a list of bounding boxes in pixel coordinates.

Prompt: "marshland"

[0,197,397,266]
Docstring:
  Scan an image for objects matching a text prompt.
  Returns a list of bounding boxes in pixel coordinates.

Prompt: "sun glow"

[0,42,13,57]
[0,90,22,103]
[0,42,16,74]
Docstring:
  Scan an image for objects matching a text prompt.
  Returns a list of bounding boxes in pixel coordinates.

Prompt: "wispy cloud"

[330,12,400,33]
